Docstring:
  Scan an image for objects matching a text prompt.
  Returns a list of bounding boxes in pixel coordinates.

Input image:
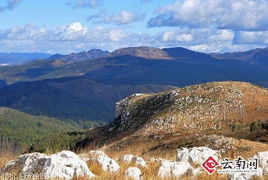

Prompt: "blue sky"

[1,0,268,54]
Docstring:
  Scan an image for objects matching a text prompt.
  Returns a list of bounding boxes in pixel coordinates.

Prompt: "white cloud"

[162,32,193,42]
[148,0,268,31]
[0,22,265,54]
[88,11,145,25]
[0,23,153,53]
[210,30,234,41]
[109,29,126,41]
[105,11,145,25]
[234,31,268,44]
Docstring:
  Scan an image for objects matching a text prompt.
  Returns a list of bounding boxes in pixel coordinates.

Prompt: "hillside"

[74,81,268,155]
[0,107,81,153]
[0,77,174,122]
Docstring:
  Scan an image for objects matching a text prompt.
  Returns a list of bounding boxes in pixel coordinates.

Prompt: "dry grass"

[0,153,16,169]
[84,152,231,180]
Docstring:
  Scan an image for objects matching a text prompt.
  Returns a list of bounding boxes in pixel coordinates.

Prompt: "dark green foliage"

[0,107,81,153]
[250,122,258,132]
[0,77,173,122]
[31,132,87,153]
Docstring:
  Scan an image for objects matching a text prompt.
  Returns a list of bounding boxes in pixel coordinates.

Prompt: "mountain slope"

[0,107,80,153]
[163,47,215,63]
[84,55,268,88]
[75,81,268,153]
[211,47,268,66]
[110,46,171,60]
[0,77,174,122]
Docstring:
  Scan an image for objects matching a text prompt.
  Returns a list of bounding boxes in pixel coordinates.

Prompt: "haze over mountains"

[0,53,51,65]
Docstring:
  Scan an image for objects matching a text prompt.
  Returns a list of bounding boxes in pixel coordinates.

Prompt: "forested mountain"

[0,77,174,122]
[0,107,80,153]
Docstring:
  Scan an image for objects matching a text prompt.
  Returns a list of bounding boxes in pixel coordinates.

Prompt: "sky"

[1,0,268,54]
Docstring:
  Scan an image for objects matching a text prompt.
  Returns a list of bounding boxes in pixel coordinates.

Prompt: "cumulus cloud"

[153,28,247,52]
[162,32,193,42]
[88,11,145,25]
[0,23,153,53]
[0,22,264,53]
[0,0,22,12]
[148,0,268,31]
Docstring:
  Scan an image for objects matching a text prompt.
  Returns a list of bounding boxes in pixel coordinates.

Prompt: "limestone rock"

[88,150,120,172]
[228,172,253,180]
[0,151,95,180]
[253,151,268,175]
[125,167,142,180]
[120,154,146,167]
[157,159,192,178]
[176,146,220,164]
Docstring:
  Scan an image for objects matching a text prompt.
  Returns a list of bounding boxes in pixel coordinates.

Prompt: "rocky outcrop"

[157,159,196,178]
[86,150,120,172]
[176,146,221,164]
[0,151,95,180]
[115,93,145,119]
[125,167,143,180]
[104,82,268,146]
[228,172,254,180]
[120,154,146,167]
[254,151,268,175]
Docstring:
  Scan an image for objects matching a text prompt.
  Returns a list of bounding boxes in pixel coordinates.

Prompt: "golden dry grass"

[83,151,231,180]
[0,153,16,169]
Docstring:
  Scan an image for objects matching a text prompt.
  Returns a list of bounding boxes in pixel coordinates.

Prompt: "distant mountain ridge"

[48,49,109,62]
[109,46,171,60]
[210,47,268,66]
[41,46,268,67]
[0,53,51,65]
[0,46,268,87]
